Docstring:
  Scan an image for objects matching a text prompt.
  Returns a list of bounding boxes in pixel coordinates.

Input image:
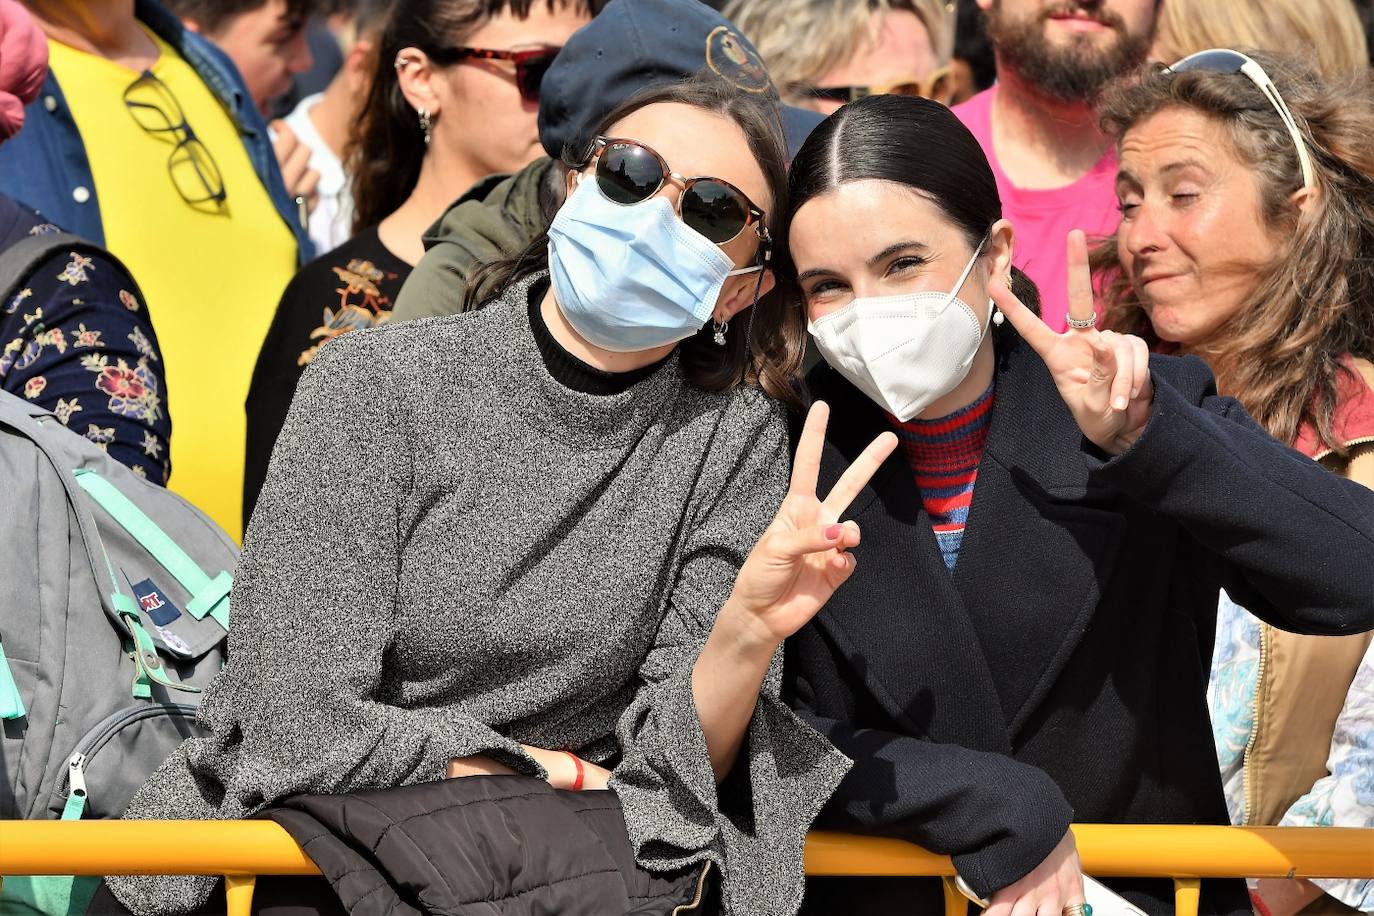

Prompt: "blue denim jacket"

[0,0,312,263]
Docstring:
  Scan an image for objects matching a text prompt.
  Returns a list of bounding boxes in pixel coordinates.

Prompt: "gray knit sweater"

[109,274,849,916]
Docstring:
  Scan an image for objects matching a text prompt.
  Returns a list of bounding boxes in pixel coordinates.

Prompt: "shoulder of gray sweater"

[307,286,515,384]
[309,275,792,452]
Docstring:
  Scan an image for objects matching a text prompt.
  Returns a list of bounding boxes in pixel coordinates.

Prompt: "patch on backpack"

[131,579,193,656]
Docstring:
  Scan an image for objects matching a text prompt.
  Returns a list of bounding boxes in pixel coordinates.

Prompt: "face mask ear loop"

[943,235,988,311]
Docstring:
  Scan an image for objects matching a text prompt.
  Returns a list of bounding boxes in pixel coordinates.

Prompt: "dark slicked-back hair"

[787,94,1041,323]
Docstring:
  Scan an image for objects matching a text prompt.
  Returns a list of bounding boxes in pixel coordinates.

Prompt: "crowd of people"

[0,0,1372,914]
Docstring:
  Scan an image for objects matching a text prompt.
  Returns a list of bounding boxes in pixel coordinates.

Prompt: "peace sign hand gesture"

[726,402,897,650]
[989,230,1154,456]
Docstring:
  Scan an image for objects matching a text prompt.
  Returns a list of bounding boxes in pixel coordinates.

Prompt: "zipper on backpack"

[62,753,88,820]
[53,703,199,817]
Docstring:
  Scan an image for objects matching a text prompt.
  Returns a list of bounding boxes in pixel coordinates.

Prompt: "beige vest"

[1245,358,1374,826]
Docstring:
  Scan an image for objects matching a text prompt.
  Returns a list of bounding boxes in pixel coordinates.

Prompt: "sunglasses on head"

[795,66,954,105]
[425,45,560,104]
[1165,48,1315,189]
[584,137,771,250]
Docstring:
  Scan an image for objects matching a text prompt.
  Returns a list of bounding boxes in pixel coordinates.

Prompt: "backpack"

[0,232,236,830]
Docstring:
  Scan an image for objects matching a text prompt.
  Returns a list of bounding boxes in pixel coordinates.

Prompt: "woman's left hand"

[989,229,1153,456]
[724,401,897,649]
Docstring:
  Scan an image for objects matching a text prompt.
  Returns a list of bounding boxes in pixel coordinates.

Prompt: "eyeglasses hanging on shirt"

[123,70,228,209]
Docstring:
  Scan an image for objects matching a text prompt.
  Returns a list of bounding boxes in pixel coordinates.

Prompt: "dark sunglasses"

[583,137,770,249]
[123,70,226,207]
[795,66,954,105]
[1165,48,1315,189]
[428,46,560,104]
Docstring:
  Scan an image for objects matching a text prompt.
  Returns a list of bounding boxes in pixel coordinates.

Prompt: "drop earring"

[712,318,728,346]
[418,108,433,146]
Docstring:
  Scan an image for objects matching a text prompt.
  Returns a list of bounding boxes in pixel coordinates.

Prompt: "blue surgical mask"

[547,176,762,353]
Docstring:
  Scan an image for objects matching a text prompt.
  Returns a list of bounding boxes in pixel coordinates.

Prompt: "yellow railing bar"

[806,825,1374,878]
[2,822,1370,916]
[1,820,317,877]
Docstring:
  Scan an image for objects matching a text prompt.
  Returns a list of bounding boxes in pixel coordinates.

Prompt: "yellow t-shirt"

[48,31,298,540]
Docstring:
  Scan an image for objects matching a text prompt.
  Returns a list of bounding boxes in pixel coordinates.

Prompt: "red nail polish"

[825,524,843,540]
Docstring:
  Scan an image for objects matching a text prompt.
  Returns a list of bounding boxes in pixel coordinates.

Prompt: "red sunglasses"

[428,46,561,104]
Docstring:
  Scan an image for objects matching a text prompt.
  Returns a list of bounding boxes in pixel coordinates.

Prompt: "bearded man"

[953,0,1157,330]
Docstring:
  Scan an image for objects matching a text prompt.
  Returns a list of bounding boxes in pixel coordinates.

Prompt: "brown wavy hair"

[466,76,808,410]
[1094,52,1374,456]
[347,0,593,233]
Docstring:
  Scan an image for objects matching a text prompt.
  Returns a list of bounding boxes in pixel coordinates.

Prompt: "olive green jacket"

[390,157,556,322]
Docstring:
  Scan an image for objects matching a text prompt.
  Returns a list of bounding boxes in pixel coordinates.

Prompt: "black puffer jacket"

[268,777,717,916]
[91,777,716,916]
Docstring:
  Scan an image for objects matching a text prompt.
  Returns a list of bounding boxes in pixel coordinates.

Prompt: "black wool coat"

[785,329,1374,915]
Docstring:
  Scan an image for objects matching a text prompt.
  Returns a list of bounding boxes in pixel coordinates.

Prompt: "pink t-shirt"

[952,86,1121,331]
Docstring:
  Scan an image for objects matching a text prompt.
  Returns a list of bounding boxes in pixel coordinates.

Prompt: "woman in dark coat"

[781,94,1374,916]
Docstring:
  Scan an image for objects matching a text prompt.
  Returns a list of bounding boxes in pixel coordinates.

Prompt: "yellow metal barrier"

[2,822,1371,916]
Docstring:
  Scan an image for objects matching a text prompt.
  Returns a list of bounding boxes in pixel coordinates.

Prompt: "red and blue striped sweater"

[888,384,994,569]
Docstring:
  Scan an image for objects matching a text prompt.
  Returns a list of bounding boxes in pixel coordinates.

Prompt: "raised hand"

[727,401,897,647]
[989,230,1153,456]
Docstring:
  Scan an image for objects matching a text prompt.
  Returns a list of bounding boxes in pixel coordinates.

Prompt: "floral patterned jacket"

[0,194,169,483]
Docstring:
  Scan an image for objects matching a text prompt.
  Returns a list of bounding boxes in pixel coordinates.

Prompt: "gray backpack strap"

[0,400,187,700]
[0,232,86,305]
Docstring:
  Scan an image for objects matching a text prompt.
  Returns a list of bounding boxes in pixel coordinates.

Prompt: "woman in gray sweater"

[108,80,894,916]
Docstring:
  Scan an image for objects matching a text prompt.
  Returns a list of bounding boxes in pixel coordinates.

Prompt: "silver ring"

[1066,313,1097,330]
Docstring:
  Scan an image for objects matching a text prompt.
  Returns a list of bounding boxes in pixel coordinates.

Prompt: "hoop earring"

[418,108,433,146]
[712,318,728,346]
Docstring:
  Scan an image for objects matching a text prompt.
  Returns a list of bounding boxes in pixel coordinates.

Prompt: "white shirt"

[282,92,353,255]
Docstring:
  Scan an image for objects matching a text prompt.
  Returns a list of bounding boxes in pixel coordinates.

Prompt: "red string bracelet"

[563,751,585,791]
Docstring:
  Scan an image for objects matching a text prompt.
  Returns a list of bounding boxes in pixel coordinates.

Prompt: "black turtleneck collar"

[527,277,671,396]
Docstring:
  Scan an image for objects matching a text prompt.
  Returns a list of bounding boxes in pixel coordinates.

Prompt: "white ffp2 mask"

[808,239,991,422]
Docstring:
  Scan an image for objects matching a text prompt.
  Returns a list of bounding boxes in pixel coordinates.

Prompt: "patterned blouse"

[1210,593,1374,910]
[0,195,169,483]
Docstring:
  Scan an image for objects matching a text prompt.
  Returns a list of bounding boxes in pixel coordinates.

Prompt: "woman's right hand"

[722,401,897,650]
[984,829,1086,916]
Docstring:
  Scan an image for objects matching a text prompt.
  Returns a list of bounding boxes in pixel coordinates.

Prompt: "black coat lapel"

[804,329,1129,748]
[951,333,1127,736]
[806,365,1011,754]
